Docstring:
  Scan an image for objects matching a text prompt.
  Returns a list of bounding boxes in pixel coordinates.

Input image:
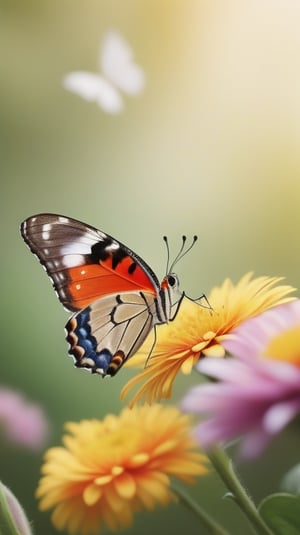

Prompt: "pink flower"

[181,300,300,458]
[0,388,49,450]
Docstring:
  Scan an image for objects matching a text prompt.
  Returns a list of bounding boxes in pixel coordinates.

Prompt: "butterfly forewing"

[21,214,160,312]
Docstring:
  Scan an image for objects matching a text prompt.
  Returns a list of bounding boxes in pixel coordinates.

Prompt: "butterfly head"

[161,272,180,291]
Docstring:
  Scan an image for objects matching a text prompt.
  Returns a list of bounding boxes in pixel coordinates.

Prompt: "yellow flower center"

[192,331,217,352]
[95,424,141,453]
[262,326,300,366]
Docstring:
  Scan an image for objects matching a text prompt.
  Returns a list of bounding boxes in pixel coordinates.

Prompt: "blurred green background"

[1,1,300,534]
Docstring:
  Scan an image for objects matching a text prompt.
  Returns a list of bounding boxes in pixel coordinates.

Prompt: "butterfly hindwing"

[66,291,155,375]
[21,214,160,313]
[63,71,123,114]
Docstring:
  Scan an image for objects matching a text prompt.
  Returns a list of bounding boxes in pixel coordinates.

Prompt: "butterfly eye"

[167,274,177,287]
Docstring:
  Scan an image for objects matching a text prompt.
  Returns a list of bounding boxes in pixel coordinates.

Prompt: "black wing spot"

[111,248,128,270]
[128,261,137,275]
[90,239,128,270]
[91,239,113,262]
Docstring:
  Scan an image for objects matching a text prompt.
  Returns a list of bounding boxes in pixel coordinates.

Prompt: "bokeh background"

[2,1,300,533]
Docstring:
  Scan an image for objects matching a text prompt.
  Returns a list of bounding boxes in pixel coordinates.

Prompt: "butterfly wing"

[66,290,156,376]
[63,71,123,113]
[100,30,145,95]
[21,214,161,313]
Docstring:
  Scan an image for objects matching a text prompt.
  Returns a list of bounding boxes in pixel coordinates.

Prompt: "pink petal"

[196,357,251,383]
[239,428,271,458]
[224,301,300,361]
[0,388,50,450]
[263,401,300,434]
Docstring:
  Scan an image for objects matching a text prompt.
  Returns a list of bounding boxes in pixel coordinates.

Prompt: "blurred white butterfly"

[63,30,145,114]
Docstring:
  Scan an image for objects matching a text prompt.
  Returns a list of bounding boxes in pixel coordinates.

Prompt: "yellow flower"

[36,405,208,535]
[121,273,296,405]
[263,325,300,366]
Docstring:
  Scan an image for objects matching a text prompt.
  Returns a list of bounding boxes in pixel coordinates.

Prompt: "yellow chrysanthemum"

[36,405,208,535]
[121,273,296,405]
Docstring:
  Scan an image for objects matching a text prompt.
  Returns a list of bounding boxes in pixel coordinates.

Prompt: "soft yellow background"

[1,1,300,534]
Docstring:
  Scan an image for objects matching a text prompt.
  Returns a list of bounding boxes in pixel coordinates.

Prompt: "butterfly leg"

[143,326,157,369]
[169,292,213,323]
[184,292,213,311]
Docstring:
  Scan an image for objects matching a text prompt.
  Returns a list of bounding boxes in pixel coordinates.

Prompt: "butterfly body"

[21,214,183,376]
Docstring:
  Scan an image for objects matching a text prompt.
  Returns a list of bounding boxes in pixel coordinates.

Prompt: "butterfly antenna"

[169,235,198,272]
[169,236,187,273]
[163,236,170,275]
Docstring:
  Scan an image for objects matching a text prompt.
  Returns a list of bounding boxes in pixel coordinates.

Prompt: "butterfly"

[63,30,145,114]
[20,214,200,378]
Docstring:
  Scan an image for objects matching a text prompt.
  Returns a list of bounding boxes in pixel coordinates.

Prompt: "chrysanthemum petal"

[52,501,77,531]
[94,475,113,485]
[113,472,136,499]
[223,300,300,361]
[183,300,300,457]
[37,405,207,534]
[83,484,102,506]
[180,356,195,374]
[123,274,296,405]
[152,439,178,456]
[101,483,126,514]
[202,344,225,357]
[134,473,172,505]
[127,452,149,468]
[263,401,300,434]
[191,341,209,352]
[165,459,208,478]
[238,430,270,459]
[195,357,248,383]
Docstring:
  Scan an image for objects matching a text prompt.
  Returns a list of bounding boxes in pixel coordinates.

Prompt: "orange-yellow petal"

[37,404,208,535]
[114,472,136,499]
[122,273,296,404]
[83,484,102,506]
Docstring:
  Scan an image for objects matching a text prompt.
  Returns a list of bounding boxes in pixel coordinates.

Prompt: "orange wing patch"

[66,254,157,309]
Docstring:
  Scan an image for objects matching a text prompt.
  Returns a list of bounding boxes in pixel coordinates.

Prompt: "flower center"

[262,326,300,367]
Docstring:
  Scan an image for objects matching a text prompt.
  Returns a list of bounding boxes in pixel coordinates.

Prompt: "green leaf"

[259,493,300,535]
[281,463,300,494]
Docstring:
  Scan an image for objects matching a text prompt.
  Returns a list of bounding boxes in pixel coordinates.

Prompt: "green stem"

[172,482,231,535]
[208,447,274,535]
